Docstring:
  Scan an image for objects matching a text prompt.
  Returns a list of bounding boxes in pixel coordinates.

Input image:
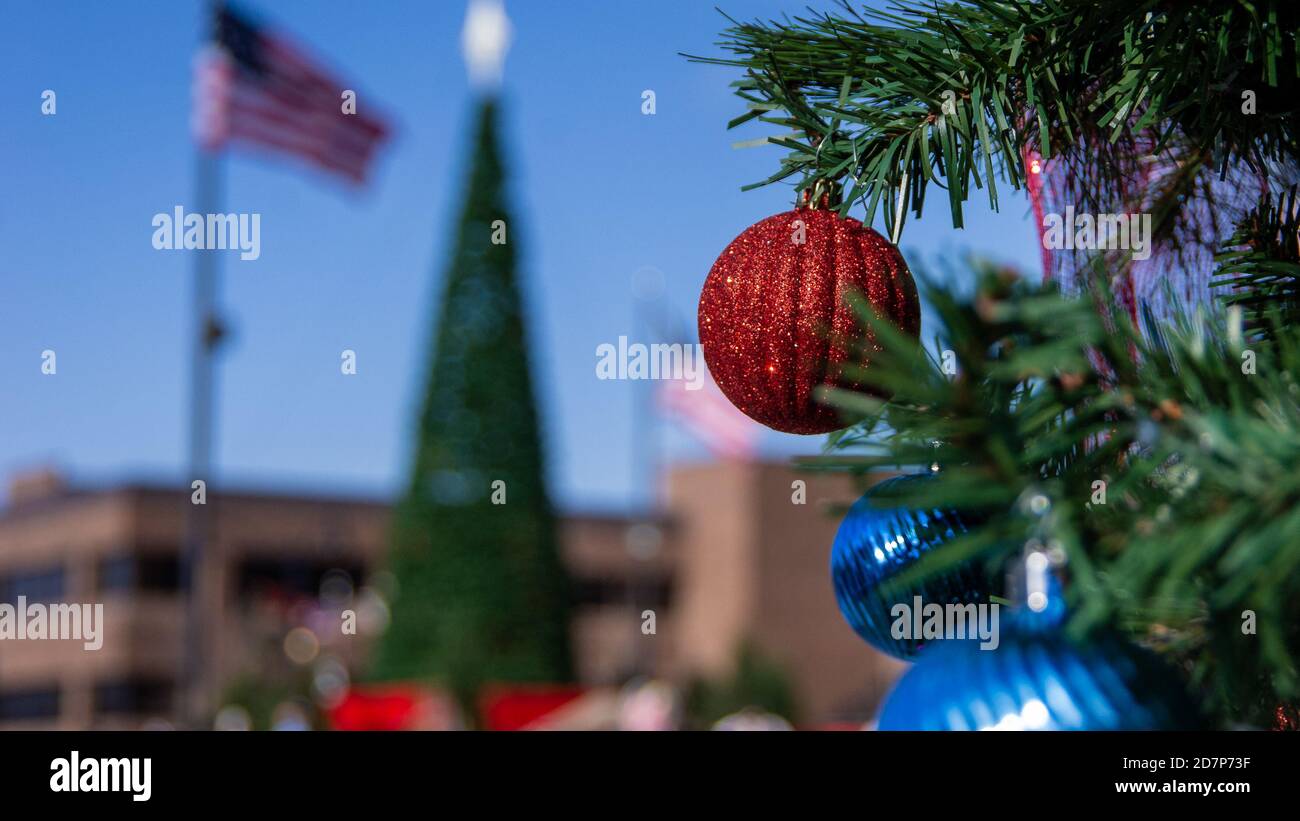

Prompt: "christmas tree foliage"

[696,1,1300,726]
[694,1,1298,240]
[371,100,572,713]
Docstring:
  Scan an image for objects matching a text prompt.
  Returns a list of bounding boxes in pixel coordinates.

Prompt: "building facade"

[0,463,902,729]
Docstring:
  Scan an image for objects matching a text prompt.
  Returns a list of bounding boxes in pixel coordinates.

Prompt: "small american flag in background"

[192,5,391,184]
[657,369,759,461]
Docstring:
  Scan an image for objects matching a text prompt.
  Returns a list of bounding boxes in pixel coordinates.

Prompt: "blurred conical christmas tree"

[371,99,572,715]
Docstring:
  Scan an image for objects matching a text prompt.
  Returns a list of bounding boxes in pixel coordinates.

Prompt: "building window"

[99,554,182,593]
[0,687,61,721]
[94,679,173,716]
[0,566,66,603]
[572,577,673,609]
[236,556,364,598]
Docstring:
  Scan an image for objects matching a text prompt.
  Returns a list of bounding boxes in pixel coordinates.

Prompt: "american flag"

[192,5,391,184]
[657,367,759,461]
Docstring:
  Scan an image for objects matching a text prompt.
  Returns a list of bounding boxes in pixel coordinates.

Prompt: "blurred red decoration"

[698,205,919,434]
[479,684,586,731]
[328,684,456,730]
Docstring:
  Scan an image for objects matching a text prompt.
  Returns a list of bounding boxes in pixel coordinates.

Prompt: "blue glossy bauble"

[877,619,1202,730]
[830,474,993,659]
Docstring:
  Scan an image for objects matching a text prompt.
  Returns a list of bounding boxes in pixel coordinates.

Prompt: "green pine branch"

[689,1,1299,235]
[1212,185,1300,339]
[810,260,1300,727]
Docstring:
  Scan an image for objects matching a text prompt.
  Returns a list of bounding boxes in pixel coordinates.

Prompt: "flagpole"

[627,292,663,678]
[179,0,225,729]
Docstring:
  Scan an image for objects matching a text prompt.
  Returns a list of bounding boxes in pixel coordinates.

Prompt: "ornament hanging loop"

[799,178,843,211]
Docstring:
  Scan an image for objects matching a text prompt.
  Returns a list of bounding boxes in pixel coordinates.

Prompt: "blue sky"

[0,0,1041,513]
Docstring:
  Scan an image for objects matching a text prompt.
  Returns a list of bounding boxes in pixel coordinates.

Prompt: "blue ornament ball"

[877,619,1202,730]
[830,474,994,659]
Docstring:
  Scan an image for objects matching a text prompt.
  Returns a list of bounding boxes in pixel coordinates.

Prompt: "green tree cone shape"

[371,99,573,712]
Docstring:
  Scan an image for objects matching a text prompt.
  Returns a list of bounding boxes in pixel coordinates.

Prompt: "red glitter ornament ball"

[698,206,920,434]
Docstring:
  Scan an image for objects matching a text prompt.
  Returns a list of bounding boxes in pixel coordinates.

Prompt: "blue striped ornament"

[877,619,1202,730]
[830,474,993,660]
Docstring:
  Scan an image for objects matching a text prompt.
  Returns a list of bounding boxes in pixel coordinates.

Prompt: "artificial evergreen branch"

[1212,185,1300,339]
[808,261,1300,726]
[691,1,1299,236]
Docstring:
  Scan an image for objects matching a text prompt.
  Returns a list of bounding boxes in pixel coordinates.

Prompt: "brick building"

[0,462,903,728]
